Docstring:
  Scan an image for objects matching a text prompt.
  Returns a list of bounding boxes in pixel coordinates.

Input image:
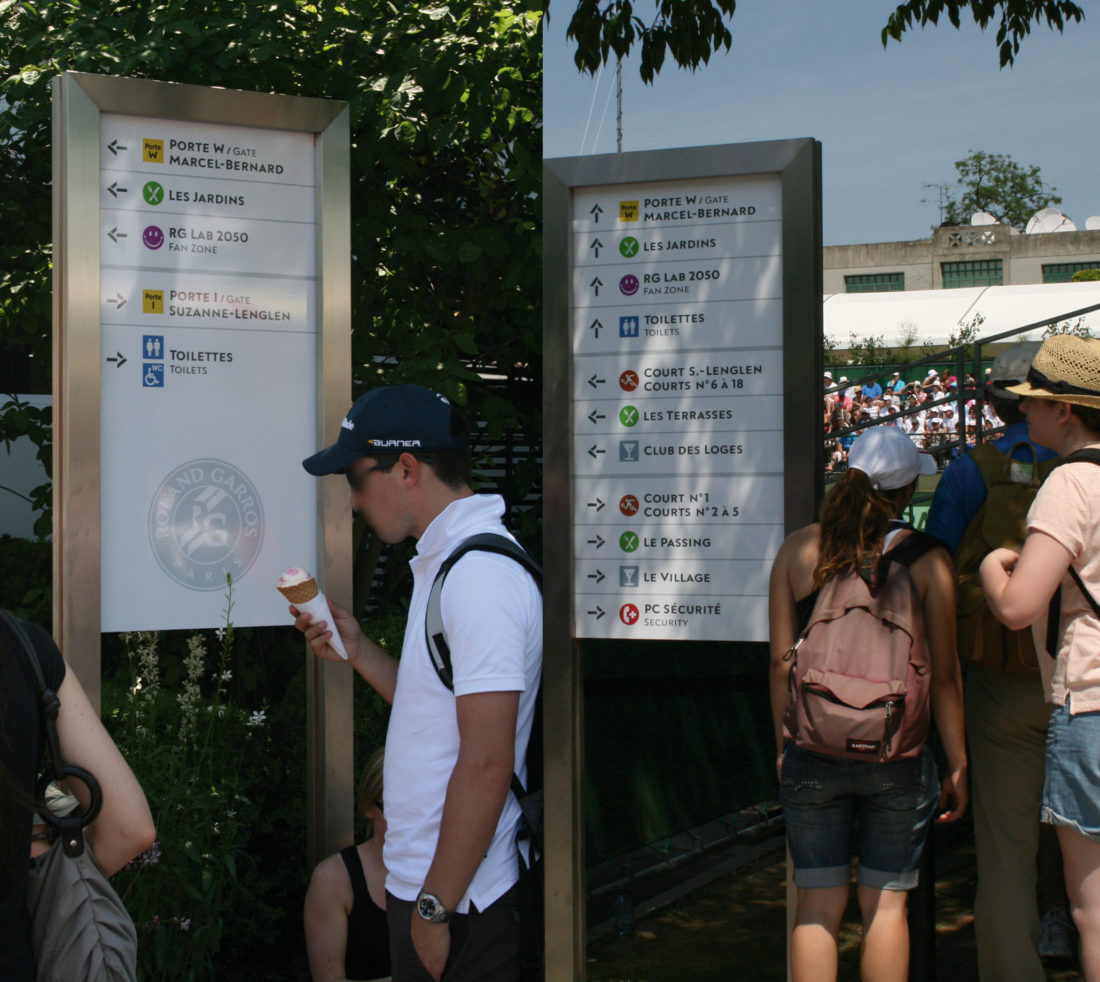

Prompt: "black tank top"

[339,845,391,981]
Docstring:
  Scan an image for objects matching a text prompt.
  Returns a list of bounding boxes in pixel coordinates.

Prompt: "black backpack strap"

[1043,450,1100,656]
[0,610,100,856]
[425,533,542,692]
[881,530,945,571]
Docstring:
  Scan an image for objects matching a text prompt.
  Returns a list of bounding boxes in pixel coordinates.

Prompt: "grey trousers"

[966,665,1050,982]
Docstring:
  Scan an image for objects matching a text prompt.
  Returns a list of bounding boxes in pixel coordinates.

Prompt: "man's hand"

[410,915,450,981]
[290,599,361,665]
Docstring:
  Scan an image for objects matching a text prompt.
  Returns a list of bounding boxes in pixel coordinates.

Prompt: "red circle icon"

[619,370,639,391]
[619,603,640,626]
[619,494,639,516]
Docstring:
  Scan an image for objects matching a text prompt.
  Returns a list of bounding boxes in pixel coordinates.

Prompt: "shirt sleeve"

[925,454,983,554]
[1028,465,1092,560]
[439,551,541,698]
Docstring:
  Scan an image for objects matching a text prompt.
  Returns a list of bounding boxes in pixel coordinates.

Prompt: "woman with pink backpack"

[769,425,968,981]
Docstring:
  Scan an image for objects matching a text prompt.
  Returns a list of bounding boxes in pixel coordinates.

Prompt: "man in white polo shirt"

[293,384,542,982]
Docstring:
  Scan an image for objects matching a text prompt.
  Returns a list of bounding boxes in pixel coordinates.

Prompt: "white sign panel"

[572,175,784,642]
[99,114,319,631]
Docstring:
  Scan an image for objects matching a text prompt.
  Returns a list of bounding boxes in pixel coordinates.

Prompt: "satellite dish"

[1086,216,1100,231]
[970,211,998,226]
[1026,207,1077,233]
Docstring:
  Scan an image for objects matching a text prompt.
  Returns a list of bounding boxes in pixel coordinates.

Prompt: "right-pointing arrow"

[587,606,605,620]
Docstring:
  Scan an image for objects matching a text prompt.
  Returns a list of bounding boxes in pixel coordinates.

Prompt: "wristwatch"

[416,891,455,924]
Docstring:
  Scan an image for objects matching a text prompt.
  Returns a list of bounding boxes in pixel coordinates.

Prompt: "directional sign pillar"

[543,141,823,979]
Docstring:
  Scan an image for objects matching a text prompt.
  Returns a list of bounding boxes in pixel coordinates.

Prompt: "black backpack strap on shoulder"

[424,533,542,692]
[0,610,100,856]
[882,530,944,570]
[1044,450,1100,656]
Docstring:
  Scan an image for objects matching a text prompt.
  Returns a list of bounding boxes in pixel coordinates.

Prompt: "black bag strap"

[423,534,543,800]
[0,610,101,856]
[879,529,943,574]
[1044,449,1100,656]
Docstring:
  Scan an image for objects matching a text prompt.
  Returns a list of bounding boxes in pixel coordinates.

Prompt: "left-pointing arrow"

[107,227,128,243]
[106,182,128,198]
[106,352,127,368]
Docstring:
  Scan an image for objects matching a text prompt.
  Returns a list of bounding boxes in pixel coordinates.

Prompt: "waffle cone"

[277,578,320,605]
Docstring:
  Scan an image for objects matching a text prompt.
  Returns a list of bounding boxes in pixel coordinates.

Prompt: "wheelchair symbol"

[143,363,164,387]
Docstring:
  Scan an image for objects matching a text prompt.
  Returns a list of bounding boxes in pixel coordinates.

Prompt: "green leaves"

[881,0,1084,66]
[940,149,1061,229]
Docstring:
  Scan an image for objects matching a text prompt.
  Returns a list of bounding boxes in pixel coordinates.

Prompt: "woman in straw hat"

[981,334,1100,980]
[770,425,967,982]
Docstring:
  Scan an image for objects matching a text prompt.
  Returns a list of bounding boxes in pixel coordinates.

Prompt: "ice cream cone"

[277,578,319,606]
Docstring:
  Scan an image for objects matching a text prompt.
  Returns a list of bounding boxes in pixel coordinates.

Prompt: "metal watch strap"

[416,891,455,923]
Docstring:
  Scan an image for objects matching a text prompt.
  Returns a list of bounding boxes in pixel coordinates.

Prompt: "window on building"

[1042,262,1100,284]
[844,272,905,293]
[941,259,1003,289]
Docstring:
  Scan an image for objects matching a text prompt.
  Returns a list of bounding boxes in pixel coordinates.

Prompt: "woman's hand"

[938,763,968,823]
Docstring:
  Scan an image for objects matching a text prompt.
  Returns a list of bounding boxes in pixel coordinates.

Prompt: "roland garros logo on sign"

[148,459,264,590]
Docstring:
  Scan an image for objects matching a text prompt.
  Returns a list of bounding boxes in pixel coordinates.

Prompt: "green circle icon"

[619,236,639,258]
[619,530,639,553]
[142,181,165,206]
[619,405,639,427]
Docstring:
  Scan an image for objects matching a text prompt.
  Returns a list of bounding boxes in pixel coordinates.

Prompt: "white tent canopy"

[824,283,1100,348]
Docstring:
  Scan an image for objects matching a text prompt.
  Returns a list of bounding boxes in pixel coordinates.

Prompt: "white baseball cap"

[848,425,937,490]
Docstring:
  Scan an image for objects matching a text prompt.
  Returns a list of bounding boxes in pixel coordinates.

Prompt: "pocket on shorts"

[780,745,827,803]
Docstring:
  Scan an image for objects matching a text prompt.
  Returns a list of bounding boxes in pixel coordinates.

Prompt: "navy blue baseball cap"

[302,384,467,476]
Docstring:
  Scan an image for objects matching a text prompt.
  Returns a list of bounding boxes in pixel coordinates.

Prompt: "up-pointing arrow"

[590,238,603,258]
[590,203,603,223]
[590,276,603,297]
[589,318,603,338]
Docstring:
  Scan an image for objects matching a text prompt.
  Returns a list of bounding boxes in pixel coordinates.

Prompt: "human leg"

[965,667,1048,982]
[857,884,909,982]
[1058,827,1100,981]
[791,885,849,982]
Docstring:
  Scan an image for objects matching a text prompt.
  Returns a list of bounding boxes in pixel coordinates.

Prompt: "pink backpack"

[783,532,939,762]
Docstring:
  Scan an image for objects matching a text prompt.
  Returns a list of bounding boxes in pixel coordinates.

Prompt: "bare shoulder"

[775,524,820,567]
[306,850,354,912]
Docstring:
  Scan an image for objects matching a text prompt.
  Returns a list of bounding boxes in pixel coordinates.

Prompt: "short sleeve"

[439,551,541,698]
[1028,465,1093,560]
[21,619,66,692]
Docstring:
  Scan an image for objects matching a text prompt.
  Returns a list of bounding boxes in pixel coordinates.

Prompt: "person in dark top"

[305,746,391,981]
[0,615,155,982]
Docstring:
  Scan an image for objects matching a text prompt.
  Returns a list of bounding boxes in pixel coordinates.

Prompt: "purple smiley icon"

[143,225,165,250]
[619,274,639,297]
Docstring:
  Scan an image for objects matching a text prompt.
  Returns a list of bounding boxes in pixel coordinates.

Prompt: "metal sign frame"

[543,139,822,978]
[52,71,353,864]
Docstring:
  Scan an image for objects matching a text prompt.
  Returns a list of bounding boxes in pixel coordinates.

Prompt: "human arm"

[981,531,1073,630]
[768,535,801,780]
[913,547,968,822]
[303,852,353,982]
[292,600,398,705]
[54,667,156,876]
[412,689,519,980]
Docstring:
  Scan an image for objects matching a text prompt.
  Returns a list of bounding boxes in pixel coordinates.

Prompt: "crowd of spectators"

[824,366,999,473]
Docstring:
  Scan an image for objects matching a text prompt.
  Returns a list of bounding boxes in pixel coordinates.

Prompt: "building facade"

[824,226,1100,294]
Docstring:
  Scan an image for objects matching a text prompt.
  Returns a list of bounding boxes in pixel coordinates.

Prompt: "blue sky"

[543,1,1098,246]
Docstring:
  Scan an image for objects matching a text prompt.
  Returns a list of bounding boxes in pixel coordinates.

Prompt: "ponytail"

[813,469,912,588]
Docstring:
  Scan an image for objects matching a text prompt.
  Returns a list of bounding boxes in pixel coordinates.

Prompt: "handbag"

[0,610,138,982]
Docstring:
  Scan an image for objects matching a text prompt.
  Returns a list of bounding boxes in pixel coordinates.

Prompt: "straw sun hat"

[1006,335,1100,410]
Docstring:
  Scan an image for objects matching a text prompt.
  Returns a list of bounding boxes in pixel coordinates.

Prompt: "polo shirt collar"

[413,493,506,567]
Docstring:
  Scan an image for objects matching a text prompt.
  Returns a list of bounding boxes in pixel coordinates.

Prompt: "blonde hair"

[356,746,385,840]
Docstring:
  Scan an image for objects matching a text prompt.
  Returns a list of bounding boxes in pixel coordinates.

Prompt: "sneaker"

[1039,907,1077,967]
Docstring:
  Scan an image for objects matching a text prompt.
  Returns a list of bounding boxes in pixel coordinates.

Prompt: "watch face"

[418,896,436,918]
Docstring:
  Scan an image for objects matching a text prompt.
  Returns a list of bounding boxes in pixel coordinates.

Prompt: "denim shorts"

[779,742,940,890]
[1042,701,1100,843]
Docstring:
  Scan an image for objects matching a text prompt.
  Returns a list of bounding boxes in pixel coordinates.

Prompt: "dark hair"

[366,404,472,490]
[0,637,32,884]
[813,469,914,588]
[1071,404,1100,437]
[989,393,1024,426]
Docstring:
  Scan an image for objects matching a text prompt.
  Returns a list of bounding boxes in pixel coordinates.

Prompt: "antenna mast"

[616,58,623,153]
